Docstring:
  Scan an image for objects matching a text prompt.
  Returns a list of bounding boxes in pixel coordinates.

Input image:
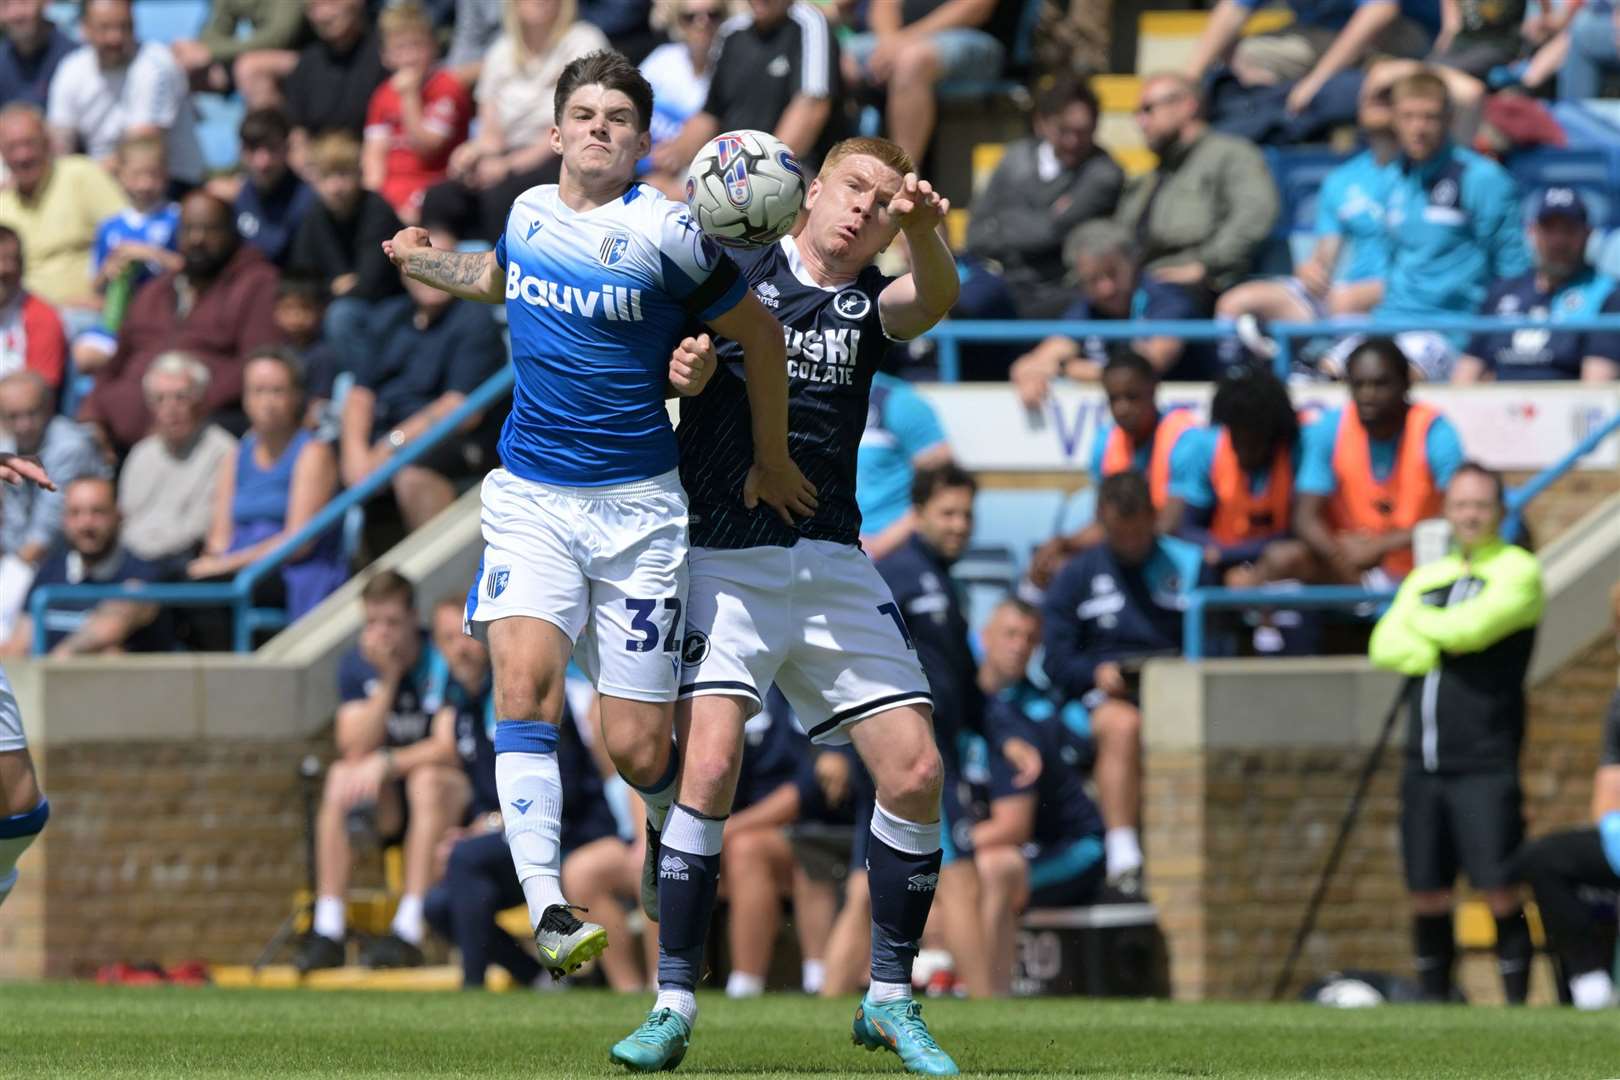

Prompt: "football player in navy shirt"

[384,49,813,1006]
[660,136,964,1073]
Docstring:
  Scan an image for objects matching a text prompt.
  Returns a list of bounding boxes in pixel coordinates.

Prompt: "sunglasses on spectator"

[679,9,722,24]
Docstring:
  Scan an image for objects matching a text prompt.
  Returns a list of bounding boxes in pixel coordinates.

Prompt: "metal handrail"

[30,364,516,654]
[1183,586,1397,660]
[923,313,1620,382]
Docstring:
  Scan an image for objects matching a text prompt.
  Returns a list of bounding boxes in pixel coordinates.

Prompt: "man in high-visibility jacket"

[1370,462,1543,1004]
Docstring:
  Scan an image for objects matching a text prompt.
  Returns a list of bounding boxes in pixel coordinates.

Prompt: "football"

[684,129,805,249]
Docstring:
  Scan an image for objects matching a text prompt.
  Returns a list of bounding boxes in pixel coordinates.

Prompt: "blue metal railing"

[923,313,1620,382]
[31,365,517,655]
[1182,586,1398,660]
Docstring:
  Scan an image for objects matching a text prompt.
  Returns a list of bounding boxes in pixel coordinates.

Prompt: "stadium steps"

[1134,8,1296,75]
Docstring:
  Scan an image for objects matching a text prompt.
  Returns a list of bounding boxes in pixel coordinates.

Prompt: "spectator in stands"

[420,0,608,243]
[0,103,128,315]
[1453,187,1620,384]
[0,371,107,591]
[46,0,205,189]
[1352,70,1528,382]
[79,193,283,455]
[1273,337,1462,589]
[1560,0,1620,100]
[1027,353,1199,589]
[582,0,658,60]
[719,692,844,998]
[3,475,172,657]
[289,131,404,366]
[190,348,345,621]
[423,592,643,991]
[271,275,343,434]
[89,135,182,301]
[1514,612,1620,1010]
[960,75,1124,321]
[363,2,474,226]
[0,0,75,111]
[637,0,724,195]
[284,0,387,171]
[1214,104,1396,363]
[1370,462,1542,1006]
[1165,363,1301,578]
[298,571,469,972]
[340,228,506,530]
[0,224,66,391]
[1008,220,1217,391]
[231,109,315,269]
[1183,0,1431,113]
[652,0,842,179]
[842,0,1023,166]
[1117,73,1278,305]
[444,0,504,86]
[856,369,953,560]
[170,0,309,108]
[1042,471,1203,894]
[973,598,1107,996]
[117,353,237,568]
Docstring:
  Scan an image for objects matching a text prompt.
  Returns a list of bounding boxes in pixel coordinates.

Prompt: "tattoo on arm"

[404,249,496,298]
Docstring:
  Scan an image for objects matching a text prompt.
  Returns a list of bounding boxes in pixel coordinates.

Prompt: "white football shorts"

[679,539,933,744]
[0,666,24,752]
[466,468,689,704]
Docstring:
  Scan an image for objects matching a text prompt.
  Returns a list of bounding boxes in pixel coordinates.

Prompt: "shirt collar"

[1036,140,1061,182]
[1400,141,1457,179]
[66,546,124,584]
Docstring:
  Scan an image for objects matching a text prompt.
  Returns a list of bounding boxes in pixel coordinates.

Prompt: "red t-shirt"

[365,68,473,216]
[0,293,65,388]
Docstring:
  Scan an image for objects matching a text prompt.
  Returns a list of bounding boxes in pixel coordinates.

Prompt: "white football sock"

[313,895,346,941]
[1105,827,1143,880]
[867,980,912,1004]
[654,987,698,1026]
[801,959,826,994]
[391,894,425,945]
[497,750,567,923]
[725,971,764,998]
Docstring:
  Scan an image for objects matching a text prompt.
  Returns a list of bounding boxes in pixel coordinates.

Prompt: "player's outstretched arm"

[706,293,818,525]
[382,227,504,304]
[0,454,53,490]
[878,174,958,342]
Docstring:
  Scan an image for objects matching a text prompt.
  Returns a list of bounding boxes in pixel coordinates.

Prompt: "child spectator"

[90,135,182,300]
[271,274,344,434]
[232,108,315,268]
[362,1,474,225]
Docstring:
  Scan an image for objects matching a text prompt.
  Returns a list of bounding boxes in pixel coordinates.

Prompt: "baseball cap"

[1533,186,1589,225]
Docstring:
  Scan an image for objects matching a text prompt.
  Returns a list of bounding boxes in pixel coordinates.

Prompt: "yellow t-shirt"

[0,155,128,309]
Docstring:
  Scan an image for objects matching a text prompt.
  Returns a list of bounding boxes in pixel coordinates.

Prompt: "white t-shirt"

[474,22,611,149]
[46,42,204,184]
[639,42,712,151]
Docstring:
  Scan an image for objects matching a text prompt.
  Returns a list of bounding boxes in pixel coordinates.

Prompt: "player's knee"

[1093,701,1141,747]
[884,746,944,810]
[976,845,1026,890]
[403,763,454,805]
[893,41,940,83]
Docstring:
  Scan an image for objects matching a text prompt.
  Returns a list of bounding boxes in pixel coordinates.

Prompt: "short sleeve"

[1424,414,1464,489]
[789,0,836,98]
[885,384,947,462]
[44,50,77,130]
[91,218,115,276]
[1136,279,1203,320]
[125,46,186,128]
[494,209,509,268]
[420,75,472,138]
[1295,409,1341,496]
[1168,426,1217,508]
[655,204,746,321]
[337,648,373,702]
[1586,285,1620,365]
[363,85,389,141]
[1314,167,1346,238]
[1088,421,1111,478]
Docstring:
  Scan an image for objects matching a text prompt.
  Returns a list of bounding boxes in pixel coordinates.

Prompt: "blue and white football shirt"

[494,183,746,486]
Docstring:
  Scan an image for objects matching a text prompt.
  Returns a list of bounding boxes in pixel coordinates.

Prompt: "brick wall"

[1,737,335,979]
[1506,469,1620,549]
[1146,635,1617,1001]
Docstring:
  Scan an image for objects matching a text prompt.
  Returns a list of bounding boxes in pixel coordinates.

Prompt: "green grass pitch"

[5,983,1620,1078]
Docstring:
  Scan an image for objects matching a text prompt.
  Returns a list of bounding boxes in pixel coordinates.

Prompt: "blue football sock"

[656,803,725,1002]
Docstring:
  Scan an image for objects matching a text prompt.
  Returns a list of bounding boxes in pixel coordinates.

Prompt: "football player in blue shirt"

[382,50,814,988]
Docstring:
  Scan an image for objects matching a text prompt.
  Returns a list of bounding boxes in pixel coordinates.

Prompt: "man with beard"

[78,192,283,453]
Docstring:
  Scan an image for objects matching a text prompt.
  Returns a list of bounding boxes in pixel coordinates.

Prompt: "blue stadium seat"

[1264,148,1351,240]
[1509,148,1620,228]
[936,0,1041,102]
[969,488,1065,571]
[133,0,210,45]
[193,93,245,172]
[1053,487,1097,538]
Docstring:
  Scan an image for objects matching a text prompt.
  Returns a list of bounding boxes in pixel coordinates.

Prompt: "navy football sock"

[655,804,725,1023]
[866,802,941,992]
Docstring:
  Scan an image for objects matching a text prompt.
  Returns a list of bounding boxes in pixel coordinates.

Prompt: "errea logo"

[505,261,643,321]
